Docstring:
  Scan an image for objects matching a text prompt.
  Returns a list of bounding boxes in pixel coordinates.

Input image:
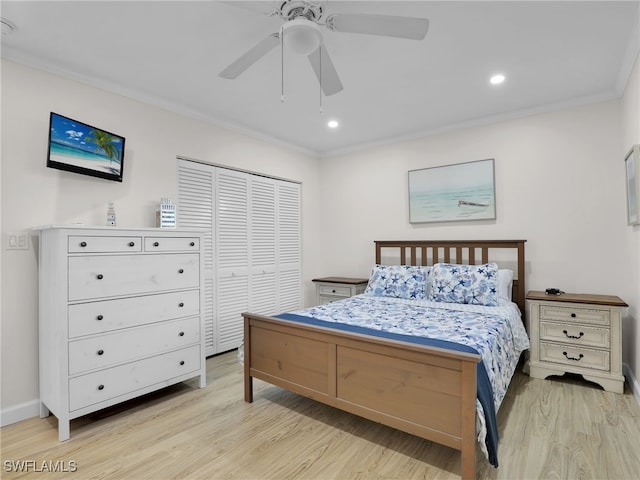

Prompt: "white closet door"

[216,169,249,352]
[177,161,215,356]
[277,181,302,312]
[250,177,277,315]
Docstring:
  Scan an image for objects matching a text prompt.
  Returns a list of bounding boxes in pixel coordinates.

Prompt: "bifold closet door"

[178,158,301,356]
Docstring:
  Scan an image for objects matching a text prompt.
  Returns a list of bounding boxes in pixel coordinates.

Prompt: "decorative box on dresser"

[526,290,628,393]
[36,226,206,441]
[312,277,369,305]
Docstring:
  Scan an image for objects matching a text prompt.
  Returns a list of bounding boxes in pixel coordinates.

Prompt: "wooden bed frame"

[243,240,526,480]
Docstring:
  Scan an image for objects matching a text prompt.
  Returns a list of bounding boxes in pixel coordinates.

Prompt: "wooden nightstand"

[312,277,369,305]
[526,290,628,393]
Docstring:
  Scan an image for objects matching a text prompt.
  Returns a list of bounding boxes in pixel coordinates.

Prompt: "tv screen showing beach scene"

[47,112,125,182]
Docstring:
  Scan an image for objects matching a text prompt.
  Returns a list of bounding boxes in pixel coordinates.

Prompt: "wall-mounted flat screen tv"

[47,112,125,182]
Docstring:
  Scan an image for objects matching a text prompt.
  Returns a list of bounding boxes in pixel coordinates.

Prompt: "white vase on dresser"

[36,225,206,441]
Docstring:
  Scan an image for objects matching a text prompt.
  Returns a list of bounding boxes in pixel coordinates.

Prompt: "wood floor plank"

[2,352,639,479]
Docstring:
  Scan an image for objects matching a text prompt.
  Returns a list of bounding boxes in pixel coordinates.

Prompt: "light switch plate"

[7,232,29,250]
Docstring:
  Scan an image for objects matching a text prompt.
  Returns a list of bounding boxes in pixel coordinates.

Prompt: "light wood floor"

[2,351,640,479]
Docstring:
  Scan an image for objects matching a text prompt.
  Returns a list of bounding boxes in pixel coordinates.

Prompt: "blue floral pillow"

[428,262,498,306]
[364,264,429,299]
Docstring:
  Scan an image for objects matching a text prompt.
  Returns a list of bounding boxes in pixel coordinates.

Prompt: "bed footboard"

[243,313,481,480]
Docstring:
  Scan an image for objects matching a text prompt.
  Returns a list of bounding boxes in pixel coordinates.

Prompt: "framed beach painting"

[47,112,125,182]
[408,158,496,223]
[625,144,640,226]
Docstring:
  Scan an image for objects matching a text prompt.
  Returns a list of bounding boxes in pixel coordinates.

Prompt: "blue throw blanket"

[275,312,500,467]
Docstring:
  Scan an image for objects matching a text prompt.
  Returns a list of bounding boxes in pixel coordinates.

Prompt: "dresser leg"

[583,374,624,394]
[58,418,70,442]
[39,402,49,418]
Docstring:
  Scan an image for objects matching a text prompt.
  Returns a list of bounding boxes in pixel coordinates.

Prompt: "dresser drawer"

[539,342,609,371]
[539,305,610,326]
[69,345,201,411]
[68,290,200,338]
[144,237,200,252]
[68,236,142,253]
[69,316,201,375]
[318,285,352,297]
[68,254,199,301]
[539,321,610,349]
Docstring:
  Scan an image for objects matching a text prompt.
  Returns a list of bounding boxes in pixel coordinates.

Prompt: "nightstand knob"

[570,313,576,318]
[332,289,336,293]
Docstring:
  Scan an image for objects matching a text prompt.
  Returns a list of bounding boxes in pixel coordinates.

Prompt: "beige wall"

[622,53,640,396]
[0,59,322,421]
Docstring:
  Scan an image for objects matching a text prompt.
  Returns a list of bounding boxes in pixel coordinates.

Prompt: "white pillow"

[497,269,514,302]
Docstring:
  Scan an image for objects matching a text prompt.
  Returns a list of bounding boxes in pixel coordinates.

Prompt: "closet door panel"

[177,161,215,356]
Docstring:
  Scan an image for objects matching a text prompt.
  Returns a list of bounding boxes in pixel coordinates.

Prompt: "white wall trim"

[624,362,640,407]
[1,399,40,427]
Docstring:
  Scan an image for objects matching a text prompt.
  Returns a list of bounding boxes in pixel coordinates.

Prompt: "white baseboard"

[0,399,40,427]
[623,362,640,407]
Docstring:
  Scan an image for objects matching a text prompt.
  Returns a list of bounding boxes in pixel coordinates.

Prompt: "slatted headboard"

[374,240,527,314]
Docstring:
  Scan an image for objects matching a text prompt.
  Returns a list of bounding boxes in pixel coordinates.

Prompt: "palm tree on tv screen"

[84,129,120,171]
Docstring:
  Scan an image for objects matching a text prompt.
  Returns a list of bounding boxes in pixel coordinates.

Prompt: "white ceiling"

[1,1,639,156]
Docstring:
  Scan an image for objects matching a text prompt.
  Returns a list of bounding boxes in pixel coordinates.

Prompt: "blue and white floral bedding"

[282,294,530,466]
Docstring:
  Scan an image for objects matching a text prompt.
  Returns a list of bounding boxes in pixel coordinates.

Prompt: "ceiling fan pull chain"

[281,28,285,103]
[319,44,323,113]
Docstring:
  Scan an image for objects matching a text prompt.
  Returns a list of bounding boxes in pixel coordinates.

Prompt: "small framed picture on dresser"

[625,144,640,226]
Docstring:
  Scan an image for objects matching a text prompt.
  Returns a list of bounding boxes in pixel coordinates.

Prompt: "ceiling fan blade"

[326,14,429,40]
[307,44,343,96]
[219,33,280,79]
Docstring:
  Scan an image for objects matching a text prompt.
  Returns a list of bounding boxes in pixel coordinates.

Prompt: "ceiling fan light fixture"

[281,18,321,55]
[327,119,339,129]
[490,73,506,85]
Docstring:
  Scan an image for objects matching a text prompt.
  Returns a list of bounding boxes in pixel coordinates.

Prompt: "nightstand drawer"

[318,285,352,297]
[539,321,609,348]
[539,342,609,371]
[539,305,610,326]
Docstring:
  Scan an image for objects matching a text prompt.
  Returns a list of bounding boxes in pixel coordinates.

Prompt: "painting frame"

[408,158,496,224]
[47,112,126,182]
[625,144,640,226]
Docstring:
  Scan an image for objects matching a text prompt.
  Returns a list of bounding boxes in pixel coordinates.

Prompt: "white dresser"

[37,226,206,441]
[526,291,628,393]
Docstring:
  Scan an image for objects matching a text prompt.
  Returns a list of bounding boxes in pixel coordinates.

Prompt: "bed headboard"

[374,240,526,315]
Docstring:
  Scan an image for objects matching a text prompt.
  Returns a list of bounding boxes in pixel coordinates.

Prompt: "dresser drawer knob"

[178,302,184,308]
[570,313,577,318]
[96,314,104,321]
[96,274,104,280]
[154,241,160,247]
[80,241,87,247]
[563,330,584,340]
[178,269,184,274]
[97,384,105,391]
[190,242,195,247]
[179,331,185,337]
[129,241,135,247]
[180,361,185,366]
[97,349,104,356]
[562,351,584,361]
[332,289,336,293]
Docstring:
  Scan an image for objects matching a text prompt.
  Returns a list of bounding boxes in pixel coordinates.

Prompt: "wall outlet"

[7,232,29,250]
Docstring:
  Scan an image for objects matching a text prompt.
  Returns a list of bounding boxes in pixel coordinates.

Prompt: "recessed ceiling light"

[490,74,506,85]
[327,120,339,129]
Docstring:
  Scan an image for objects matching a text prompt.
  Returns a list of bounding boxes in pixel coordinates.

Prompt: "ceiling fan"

[219,0,429,96]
